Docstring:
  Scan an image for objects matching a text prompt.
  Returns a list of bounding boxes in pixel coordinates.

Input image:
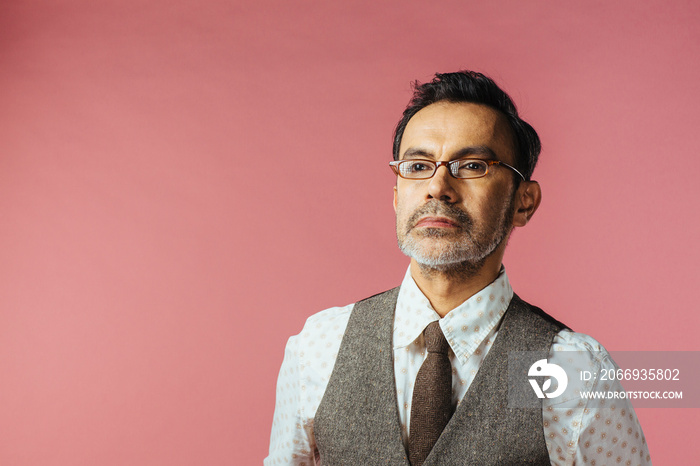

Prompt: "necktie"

[408,321,453,466]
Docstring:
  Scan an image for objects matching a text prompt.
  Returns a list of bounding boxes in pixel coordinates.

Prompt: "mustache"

[406,201,473,231]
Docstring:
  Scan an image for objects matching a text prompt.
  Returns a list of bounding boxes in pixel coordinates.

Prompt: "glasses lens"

[399,160,436,179]
[454,159,488,179]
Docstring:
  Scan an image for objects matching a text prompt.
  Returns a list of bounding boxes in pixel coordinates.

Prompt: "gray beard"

[396,199,514,275]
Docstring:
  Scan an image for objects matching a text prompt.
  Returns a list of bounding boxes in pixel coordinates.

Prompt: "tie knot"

[423,321,449,354]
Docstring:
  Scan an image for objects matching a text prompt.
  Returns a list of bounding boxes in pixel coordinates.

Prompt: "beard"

[396,197,515,275]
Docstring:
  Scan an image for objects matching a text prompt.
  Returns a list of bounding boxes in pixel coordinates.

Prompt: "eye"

[407,161,430,172]
[400,160,435,178]
[460,161,484,171]
[455,159,488,178]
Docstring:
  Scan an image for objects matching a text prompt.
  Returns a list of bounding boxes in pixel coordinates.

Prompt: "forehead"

[399,101,516,164]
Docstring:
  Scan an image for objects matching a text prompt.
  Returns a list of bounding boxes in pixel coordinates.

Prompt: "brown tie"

[408,321,454,466]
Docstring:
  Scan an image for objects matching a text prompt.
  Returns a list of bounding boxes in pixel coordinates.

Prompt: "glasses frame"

[389,158,525,181]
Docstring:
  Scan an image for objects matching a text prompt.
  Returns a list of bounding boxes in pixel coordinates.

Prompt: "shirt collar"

[393,265,513,366]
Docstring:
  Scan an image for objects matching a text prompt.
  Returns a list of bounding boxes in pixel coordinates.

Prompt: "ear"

[511,181,541,227]
[393,185,398,212]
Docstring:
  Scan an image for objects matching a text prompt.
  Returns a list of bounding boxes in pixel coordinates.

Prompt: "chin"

[399,233,502,271]
[402,243,473,268]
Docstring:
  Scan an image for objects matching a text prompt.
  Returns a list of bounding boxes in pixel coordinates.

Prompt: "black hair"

[392,71,541,181]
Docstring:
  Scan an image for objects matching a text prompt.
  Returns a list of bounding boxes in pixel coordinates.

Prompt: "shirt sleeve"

[264,335,317,466]
[544,331,652,466]
[573,351,651,466]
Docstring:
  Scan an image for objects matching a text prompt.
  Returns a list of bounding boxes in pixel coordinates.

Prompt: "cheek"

[394,195,408,222]
[462,186,508,223]
[393,183,414,211]
[394,191,416,228]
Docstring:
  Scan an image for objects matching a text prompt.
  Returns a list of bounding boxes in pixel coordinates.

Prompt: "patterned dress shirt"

[265,267,651,466]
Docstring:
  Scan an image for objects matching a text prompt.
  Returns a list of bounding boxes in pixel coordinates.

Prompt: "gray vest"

[314,288,566,465]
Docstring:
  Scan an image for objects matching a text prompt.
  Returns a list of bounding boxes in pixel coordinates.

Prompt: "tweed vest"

[314,288,566,465]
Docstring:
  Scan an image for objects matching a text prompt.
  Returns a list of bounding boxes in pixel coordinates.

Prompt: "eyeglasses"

[389,158,525,181]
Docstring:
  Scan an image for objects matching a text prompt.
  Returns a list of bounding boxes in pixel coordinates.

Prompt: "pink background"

[1,0,698,464]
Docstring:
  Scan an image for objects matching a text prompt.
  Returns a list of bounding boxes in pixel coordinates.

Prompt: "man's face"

[393,101,519,272]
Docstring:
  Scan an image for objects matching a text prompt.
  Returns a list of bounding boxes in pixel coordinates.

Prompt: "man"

[265,71,650,465]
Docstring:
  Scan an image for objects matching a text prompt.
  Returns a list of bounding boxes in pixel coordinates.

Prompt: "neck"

[409,255,503,317]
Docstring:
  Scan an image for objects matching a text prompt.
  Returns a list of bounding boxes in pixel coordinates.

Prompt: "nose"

[427,165,458,203]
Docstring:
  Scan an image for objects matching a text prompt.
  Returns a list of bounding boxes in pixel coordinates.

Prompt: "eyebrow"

[402,145,498,160]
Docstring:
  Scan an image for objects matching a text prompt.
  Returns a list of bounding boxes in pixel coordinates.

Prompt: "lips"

[414,216,461,228]
[404,200,472,234]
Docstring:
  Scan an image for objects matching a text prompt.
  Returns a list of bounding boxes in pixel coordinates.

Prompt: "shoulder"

[547,329,620,406]
[553,329,605,349]
[551,329,613,366]
[297,287,399,339]
[284,303,355,368]
[299,303,354,338]
[286,287,400,367]
[551,329,617,372]
[511,294,569,331]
